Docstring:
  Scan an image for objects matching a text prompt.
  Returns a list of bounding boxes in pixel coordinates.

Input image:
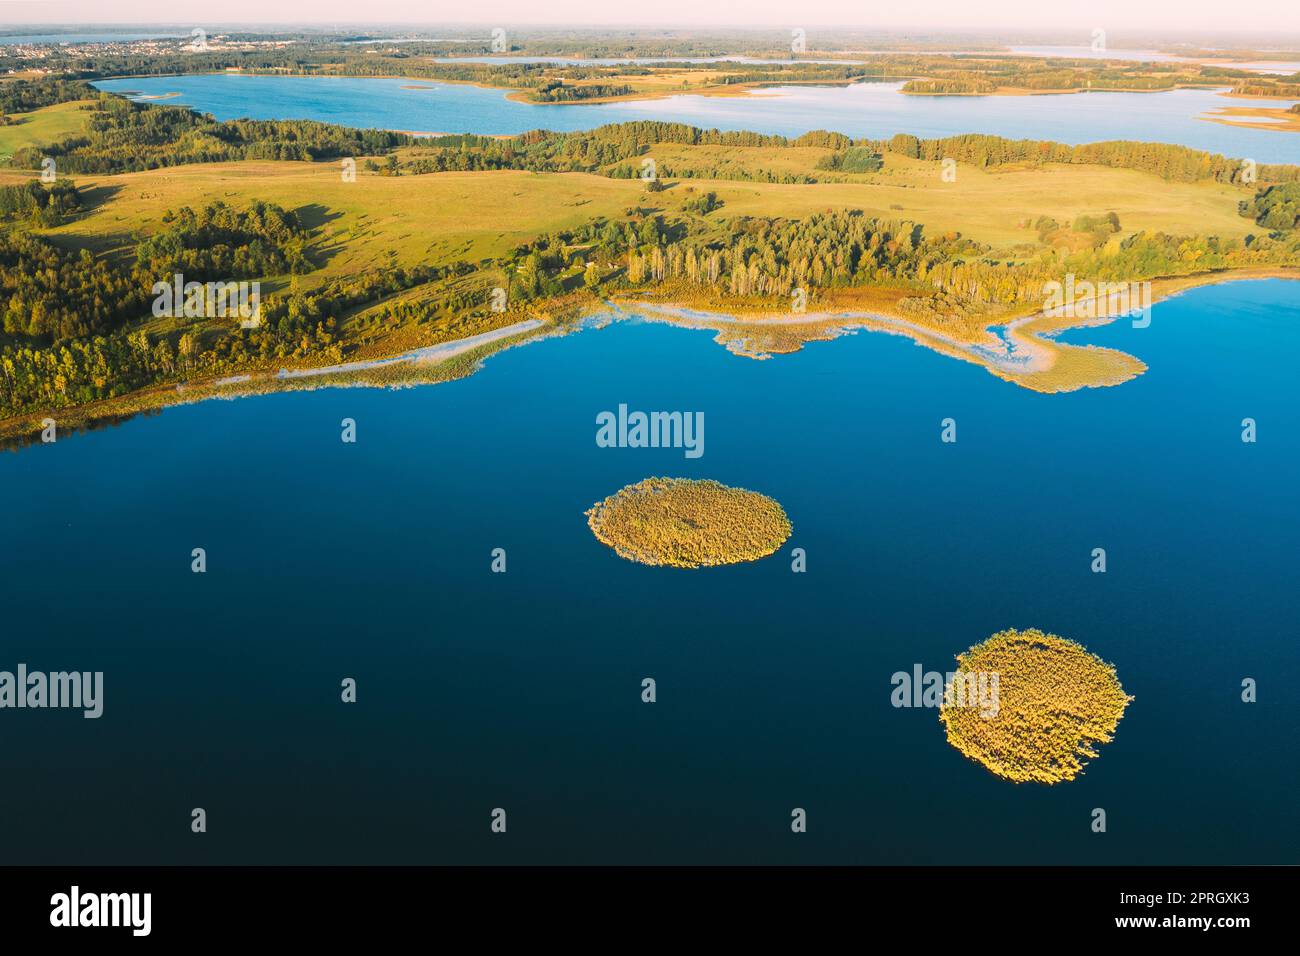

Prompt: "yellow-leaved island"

[585,477,792,569]
[939,628,1133,784]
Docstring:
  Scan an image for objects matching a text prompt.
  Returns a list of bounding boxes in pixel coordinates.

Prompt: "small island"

[939,627,1133,784]
[585,477,792,568]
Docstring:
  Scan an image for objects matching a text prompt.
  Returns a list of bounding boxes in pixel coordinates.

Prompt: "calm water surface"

[2,280,1297,863]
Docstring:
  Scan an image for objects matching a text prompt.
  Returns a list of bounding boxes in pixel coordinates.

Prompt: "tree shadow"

[293,203,346,268]
[293,202,344,231]
[75,182,124,213]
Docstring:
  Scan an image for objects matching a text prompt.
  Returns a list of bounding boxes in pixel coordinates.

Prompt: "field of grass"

[0,100,94,162]
[0,162,643,277]
[612,148,1258,252]
[0,144,1256,277]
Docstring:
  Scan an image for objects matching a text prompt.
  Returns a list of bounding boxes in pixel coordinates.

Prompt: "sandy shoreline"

[619,300,1051,372]
[615,267,1300,391]
[273,319,543,380]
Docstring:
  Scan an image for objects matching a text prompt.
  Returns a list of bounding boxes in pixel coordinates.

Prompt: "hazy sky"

[0,1,1293,35]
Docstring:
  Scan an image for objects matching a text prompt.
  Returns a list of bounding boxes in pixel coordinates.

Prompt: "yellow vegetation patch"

[939,628,1133,785]
[1200,105,1300,133]
[585,477,792,568]
[996,332,1148,394]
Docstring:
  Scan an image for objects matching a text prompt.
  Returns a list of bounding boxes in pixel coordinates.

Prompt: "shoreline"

[272,319,544,380]
[618,299,1052,371]
[615,266,1300,393]
[0,318,552,448]
[5,267,1294,447]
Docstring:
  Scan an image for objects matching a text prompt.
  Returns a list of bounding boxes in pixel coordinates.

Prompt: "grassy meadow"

[1,141,1258,273]
[0,99,94,162]
[611,146,1258,250]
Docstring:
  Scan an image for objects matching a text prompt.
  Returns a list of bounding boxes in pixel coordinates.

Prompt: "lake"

[2,279,1297,863]
[93,74,1300,163]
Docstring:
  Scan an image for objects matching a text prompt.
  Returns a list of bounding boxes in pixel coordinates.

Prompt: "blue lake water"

[93,74,1300,163]
[2,279,1297,864]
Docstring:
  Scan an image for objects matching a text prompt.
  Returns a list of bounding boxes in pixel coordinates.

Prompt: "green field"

[0,99,94,162]
[0,145,1257,274]
[609,146,1258,251]
[1,163,641,275]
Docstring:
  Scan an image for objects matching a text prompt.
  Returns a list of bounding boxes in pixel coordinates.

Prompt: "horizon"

[1,3,1298,38]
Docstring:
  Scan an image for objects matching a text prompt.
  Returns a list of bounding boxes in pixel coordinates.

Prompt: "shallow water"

[2,279,1297,863]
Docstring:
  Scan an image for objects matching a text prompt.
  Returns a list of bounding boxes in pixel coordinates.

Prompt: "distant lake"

[0,33,184,45]
[93,74,1300,163]
[1010,45,1300,74]
[2,279,1297,863]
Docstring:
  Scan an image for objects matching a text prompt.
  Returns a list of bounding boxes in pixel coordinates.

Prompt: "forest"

[383,121,1298,185]
[0,78,93,115]
[0,179,80,226]
[1240,183,1300,231]
[1,199,309,344]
